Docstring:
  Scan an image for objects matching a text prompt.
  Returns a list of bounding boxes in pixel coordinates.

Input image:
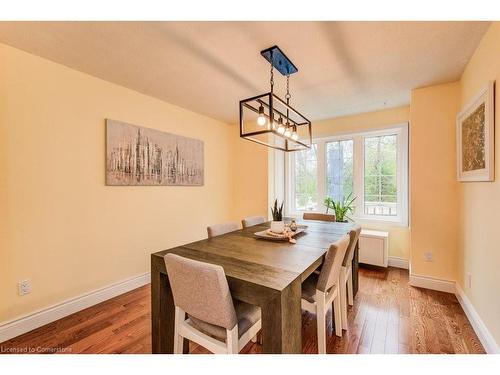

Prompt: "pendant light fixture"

[239,45,312,152]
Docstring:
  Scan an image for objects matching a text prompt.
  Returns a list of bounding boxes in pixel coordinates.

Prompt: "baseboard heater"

[359,229,389,267]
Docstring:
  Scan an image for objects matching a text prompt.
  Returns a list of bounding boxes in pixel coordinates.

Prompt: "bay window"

[286,124,408,225]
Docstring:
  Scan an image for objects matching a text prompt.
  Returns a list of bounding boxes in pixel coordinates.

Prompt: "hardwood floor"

[0,267,485,354]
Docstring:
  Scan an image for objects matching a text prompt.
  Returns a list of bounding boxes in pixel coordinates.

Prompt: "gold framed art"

[456,81,495,182]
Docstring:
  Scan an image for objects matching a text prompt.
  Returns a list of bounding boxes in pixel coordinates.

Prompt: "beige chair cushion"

[207,221,240,238]
[316,234,350,292]
[189,301,261,341]
[303,213,336,222]
[342,225,362,267]
[241,216,266,228]
[164,253,237,330]
[301,273,319,303]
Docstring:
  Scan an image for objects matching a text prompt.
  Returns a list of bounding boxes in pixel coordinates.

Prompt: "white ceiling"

[0,21,490,124]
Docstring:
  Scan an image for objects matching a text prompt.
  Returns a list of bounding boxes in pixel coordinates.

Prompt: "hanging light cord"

[286,74,291,103]
[285,73,291,125]
[269,56,274,94]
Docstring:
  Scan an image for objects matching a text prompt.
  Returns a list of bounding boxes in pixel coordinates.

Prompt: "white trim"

[455,283,499,354]
[0,272,151,343]
[409,273,455,293]
[388,256,409,269]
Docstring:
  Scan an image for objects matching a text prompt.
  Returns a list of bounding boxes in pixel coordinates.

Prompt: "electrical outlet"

[18,279,31,296]
[467,272,472,289]
[424,251,433,262]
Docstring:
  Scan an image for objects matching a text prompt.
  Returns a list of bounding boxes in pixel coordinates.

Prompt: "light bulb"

[276,116,285,134]
[284,127,292,138]
[291,132,298,141]
[256,105,266,126]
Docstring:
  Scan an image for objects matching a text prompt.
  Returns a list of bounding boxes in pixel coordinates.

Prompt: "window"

[326,140,353,202]
[293,144,318,211]
[286,124,408,225]
[364,135,397,216]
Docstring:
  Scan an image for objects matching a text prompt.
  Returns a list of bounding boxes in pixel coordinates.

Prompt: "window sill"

[289,211,408,228]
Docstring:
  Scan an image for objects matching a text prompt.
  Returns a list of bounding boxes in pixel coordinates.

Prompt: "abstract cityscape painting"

[106,119,204,186]
[456,81,495,182]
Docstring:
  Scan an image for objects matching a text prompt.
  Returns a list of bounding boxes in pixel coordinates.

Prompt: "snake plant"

[271,199,284,221]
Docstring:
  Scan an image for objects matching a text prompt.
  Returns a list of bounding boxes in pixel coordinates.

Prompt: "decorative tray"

[254,225,308,242]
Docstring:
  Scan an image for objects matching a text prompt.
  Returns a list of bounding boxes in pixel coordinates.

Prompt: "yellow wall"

[409,82,461,280]
[458,22,500,345]
[231,134,269,221]
[313,106,410,137]
[314,106,411,259]
[0,43,234,322]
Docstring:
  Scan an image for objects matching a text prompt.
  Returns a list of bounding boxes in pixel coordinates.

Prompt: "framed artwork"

[106,119,204,186]
[456,81,495,182]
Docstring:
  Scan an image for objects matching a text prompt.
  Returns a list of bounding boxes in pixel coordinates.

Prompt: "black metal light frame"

[239,46,312,152]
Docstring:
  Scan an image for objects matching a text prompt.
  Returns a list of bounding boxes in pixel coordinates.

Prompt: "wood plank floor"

[0,267,485,354]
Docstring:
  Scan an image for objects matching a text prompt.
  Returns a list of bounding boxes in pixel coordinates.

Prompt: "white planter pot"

[270,221,285,233]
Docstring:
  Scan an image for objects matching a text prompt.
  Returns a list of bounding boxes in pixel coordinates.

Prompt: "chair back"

[164,253,237,330]
[303,212,336,222]
[316,234,350,292]
[207,221,240,238]
[241,215,266,228]
[342,225,362,267]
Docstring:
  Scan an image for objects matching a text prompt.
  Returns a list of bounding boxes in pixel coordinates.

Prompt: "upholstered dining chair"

[241,215,266,228]
[339,225,362,330]
[164,253,262,354]
[300,234,350,354]
[207,221,240,238]
[303,212,336,222]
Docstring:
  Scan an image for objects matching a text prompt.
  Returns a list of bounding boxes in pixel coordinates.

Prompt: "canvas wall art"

[456,81,495,182]
[106,119,204,186]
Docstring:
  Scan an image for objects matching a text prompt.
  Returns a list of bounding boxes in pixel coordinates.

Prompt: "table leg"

[261,278,302,353]
[151,262,188,354]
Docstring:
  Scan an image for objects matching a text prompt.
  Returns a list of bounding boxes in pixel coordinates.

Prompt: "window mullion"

[353,135,363,218]
[317,141,326,213]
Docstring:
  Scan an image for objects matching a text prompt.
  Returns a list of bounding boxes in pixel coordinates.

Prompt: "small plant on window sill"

[324,193,356,223]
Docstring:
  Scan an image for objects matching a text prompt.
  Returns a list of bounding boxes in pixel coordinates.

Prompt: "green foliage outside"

[293,135,398,213]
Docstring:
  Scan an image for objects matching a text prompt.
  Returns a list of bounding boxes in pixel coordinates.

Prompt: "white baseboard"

[409,273,456,293]
[0,272,151,343]
[388,256,409,269]
[455,283,499,354]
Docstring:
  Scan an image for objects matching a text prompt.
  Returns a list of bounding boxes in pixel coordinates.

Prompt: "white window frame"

[285,123,409,226]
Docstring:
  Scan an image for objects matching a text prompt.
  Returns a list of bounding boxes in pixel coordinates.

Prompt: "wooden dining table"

[151,220,357,354]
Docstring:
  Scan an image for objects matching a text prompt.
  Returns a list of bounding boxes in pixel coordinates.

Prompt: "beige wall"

[314,106,411,259]
[409,82,461,280]
[231,133,269,222]
[0,43,235,322]
[458,22,500,345]
[314,106,410,137]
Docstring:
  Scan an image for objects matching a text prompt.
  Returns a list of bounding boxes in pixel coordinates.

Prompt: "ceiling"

[0,21,490,124]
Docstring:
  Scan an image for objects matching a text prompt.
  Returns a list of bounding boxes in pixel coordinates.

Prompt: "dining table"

[150,219,357,354]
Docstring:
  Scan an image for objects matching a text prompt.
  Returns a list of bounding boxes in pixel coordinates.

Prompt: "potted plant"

[324,193,356,223]
[270,199,285,233]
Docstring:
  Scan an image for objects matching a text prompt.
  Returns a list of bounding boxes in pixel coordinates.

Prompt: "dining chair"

[302,212,336,222]
[207,221,240,238]
[164,253,262,354]
[241,215,266,228]
[339,225,362,330]
[300,234,350,354]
